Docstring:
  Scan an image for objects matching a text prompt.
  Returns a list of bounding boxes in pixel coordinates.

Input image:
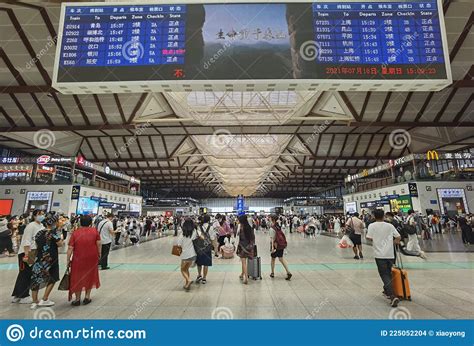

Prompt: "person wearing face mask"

[30,212,64,309]
[11,210,45,304]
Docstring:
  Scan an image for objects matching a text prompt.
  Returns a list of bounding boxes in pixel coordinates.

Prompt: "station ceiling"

[0,0,472,198]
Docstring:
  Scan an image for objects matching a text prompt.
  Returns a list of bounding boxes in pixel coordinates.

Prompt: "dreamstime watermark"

[33,129,56,149]
[305,120,331,145]
[128,298,152,320]
[6,324,25,342]
[25,35,56,70]
[305,298,330,319]
[122,39,145,63]
[299,41,323,61]
[388,306,412,319]
[114,121,151,158]
[207,129,233,148]
[203,40,233,70]
[388,129,411,150]
[33,307,56,320]
[211,306,234,319]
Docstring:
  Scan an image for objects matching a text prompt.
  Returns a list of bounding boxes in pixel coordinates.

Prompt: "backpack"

[193,224,212,256]
[273,226,287,250]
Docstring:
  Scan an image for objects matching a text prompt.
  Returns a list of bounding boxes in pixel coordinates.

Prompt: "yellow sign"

[426,150,439,160]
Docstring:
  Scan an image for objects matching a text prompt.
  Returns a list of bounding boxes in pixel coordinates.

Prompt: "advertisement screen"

[389,194,413,213]
[77,197,100,215]
[345,201,357,214]
[0,199,13,216]
[129,203,141,213]
[24,191,53,213]
[55,0,449,83]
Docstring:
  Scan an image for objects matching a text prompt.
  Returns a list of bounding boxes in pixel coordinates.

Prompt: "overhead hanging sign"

[52,0,451,93]
[75,156,140,184]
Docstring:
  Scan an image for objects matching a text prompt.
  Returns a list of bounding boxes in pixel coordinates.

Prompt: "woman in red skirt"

[66,215,101,306]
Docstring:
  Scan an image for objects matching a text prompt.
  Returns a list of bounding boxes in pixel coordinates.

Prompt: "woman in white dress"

[334,217,341,235]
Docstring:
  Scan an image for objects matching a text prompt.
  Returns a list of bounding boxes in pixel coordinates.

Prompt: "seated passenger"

[221,237,235,259]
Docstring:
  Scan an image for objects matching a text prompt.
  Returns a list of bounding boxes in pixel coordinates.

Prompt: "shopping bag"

[58,265,70,291]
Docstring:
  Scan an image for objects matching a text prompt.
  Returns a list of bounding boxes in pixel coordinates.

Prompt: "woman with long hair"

[236,214,255,285]
[177,218,197,291]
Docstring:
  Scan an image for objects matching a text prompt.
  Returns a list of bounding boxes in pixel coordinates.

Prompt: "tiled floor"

[0,232,473,320]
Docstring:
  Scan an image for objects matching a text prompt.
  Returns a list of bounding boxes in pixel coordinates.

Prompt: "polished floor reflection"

[1,232,473,320]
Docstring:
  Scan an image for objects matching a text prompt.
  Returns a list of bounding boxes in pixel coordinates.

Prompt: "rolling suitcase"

[247,245,262,280]
[391,245,411,300]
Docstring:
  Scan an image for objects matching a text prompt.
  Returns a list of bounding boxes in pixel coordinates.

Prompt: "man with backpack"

[269,214,292,281]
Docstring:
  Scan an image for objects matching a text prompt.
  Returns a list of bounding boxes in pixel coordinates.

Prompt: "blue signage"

[236,195,245,215]
[0,320,471,346]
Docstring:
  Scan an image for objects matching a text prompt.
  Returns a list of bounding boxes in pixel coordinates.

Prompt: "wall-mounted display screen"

[24,191,53,213]
[389,194,412,213]
[345,201,357,214]
[129,203,141,213]
[54,0,450,85]
[77,197,99,215]
[0,199,13,216]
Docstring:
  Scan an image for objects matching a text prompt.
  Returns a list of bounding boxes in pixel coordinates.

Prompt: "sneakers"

[390,297,400,307]
[11,297,21,303]
[359,254,364,259]
[382,291,391,300]
[19,297,33,304]
[38,299,55,307]
[201,278,207,284]
[419,252,427,260]
[353,255,360,260]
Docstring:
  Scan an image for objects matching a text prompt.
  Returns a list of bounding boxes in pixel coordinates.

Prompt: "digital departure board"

[53,0,451,92]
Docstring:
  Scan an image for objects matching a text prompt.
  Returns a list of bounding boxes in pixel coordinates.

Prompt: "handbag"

[58,264,71,291]
[171,244,182,256]
[27,249,37,266]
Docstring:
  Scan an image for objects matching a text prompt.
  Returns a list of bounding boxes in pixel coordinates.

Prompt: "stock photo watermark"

[211,306,234,319]
[25,35,56,70]
[389,129,411,150]
[207,129,233,148]
[128,298,153,320]
[114,121,152,158]
[33,129,56,150]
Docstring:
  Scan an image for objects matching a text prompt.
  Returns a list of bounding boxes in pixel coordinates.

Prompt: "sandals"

[201,278,207,284]
[285,273,293,281]
[83,298,92,305]
[71,300,80,306]
[195,276,202,284]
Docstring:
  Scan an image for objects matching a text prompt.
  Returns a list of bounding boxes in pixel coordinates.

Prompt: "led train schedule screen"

[54,0,450,84]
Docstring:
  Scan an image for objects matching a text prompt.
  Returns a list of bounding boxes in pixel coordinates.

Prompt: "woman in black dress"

[30,213,64,309]
[237,214,255,285]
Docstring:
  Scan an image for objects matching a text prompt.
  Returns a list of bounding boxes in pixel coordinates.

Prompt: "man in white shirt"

[98,213,115,270]
[11,210,45,304]
[366,209,401,308]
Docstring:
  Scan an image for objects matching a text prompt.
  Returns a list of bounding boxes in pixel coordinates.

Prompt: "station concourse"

[0,0,472,321]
